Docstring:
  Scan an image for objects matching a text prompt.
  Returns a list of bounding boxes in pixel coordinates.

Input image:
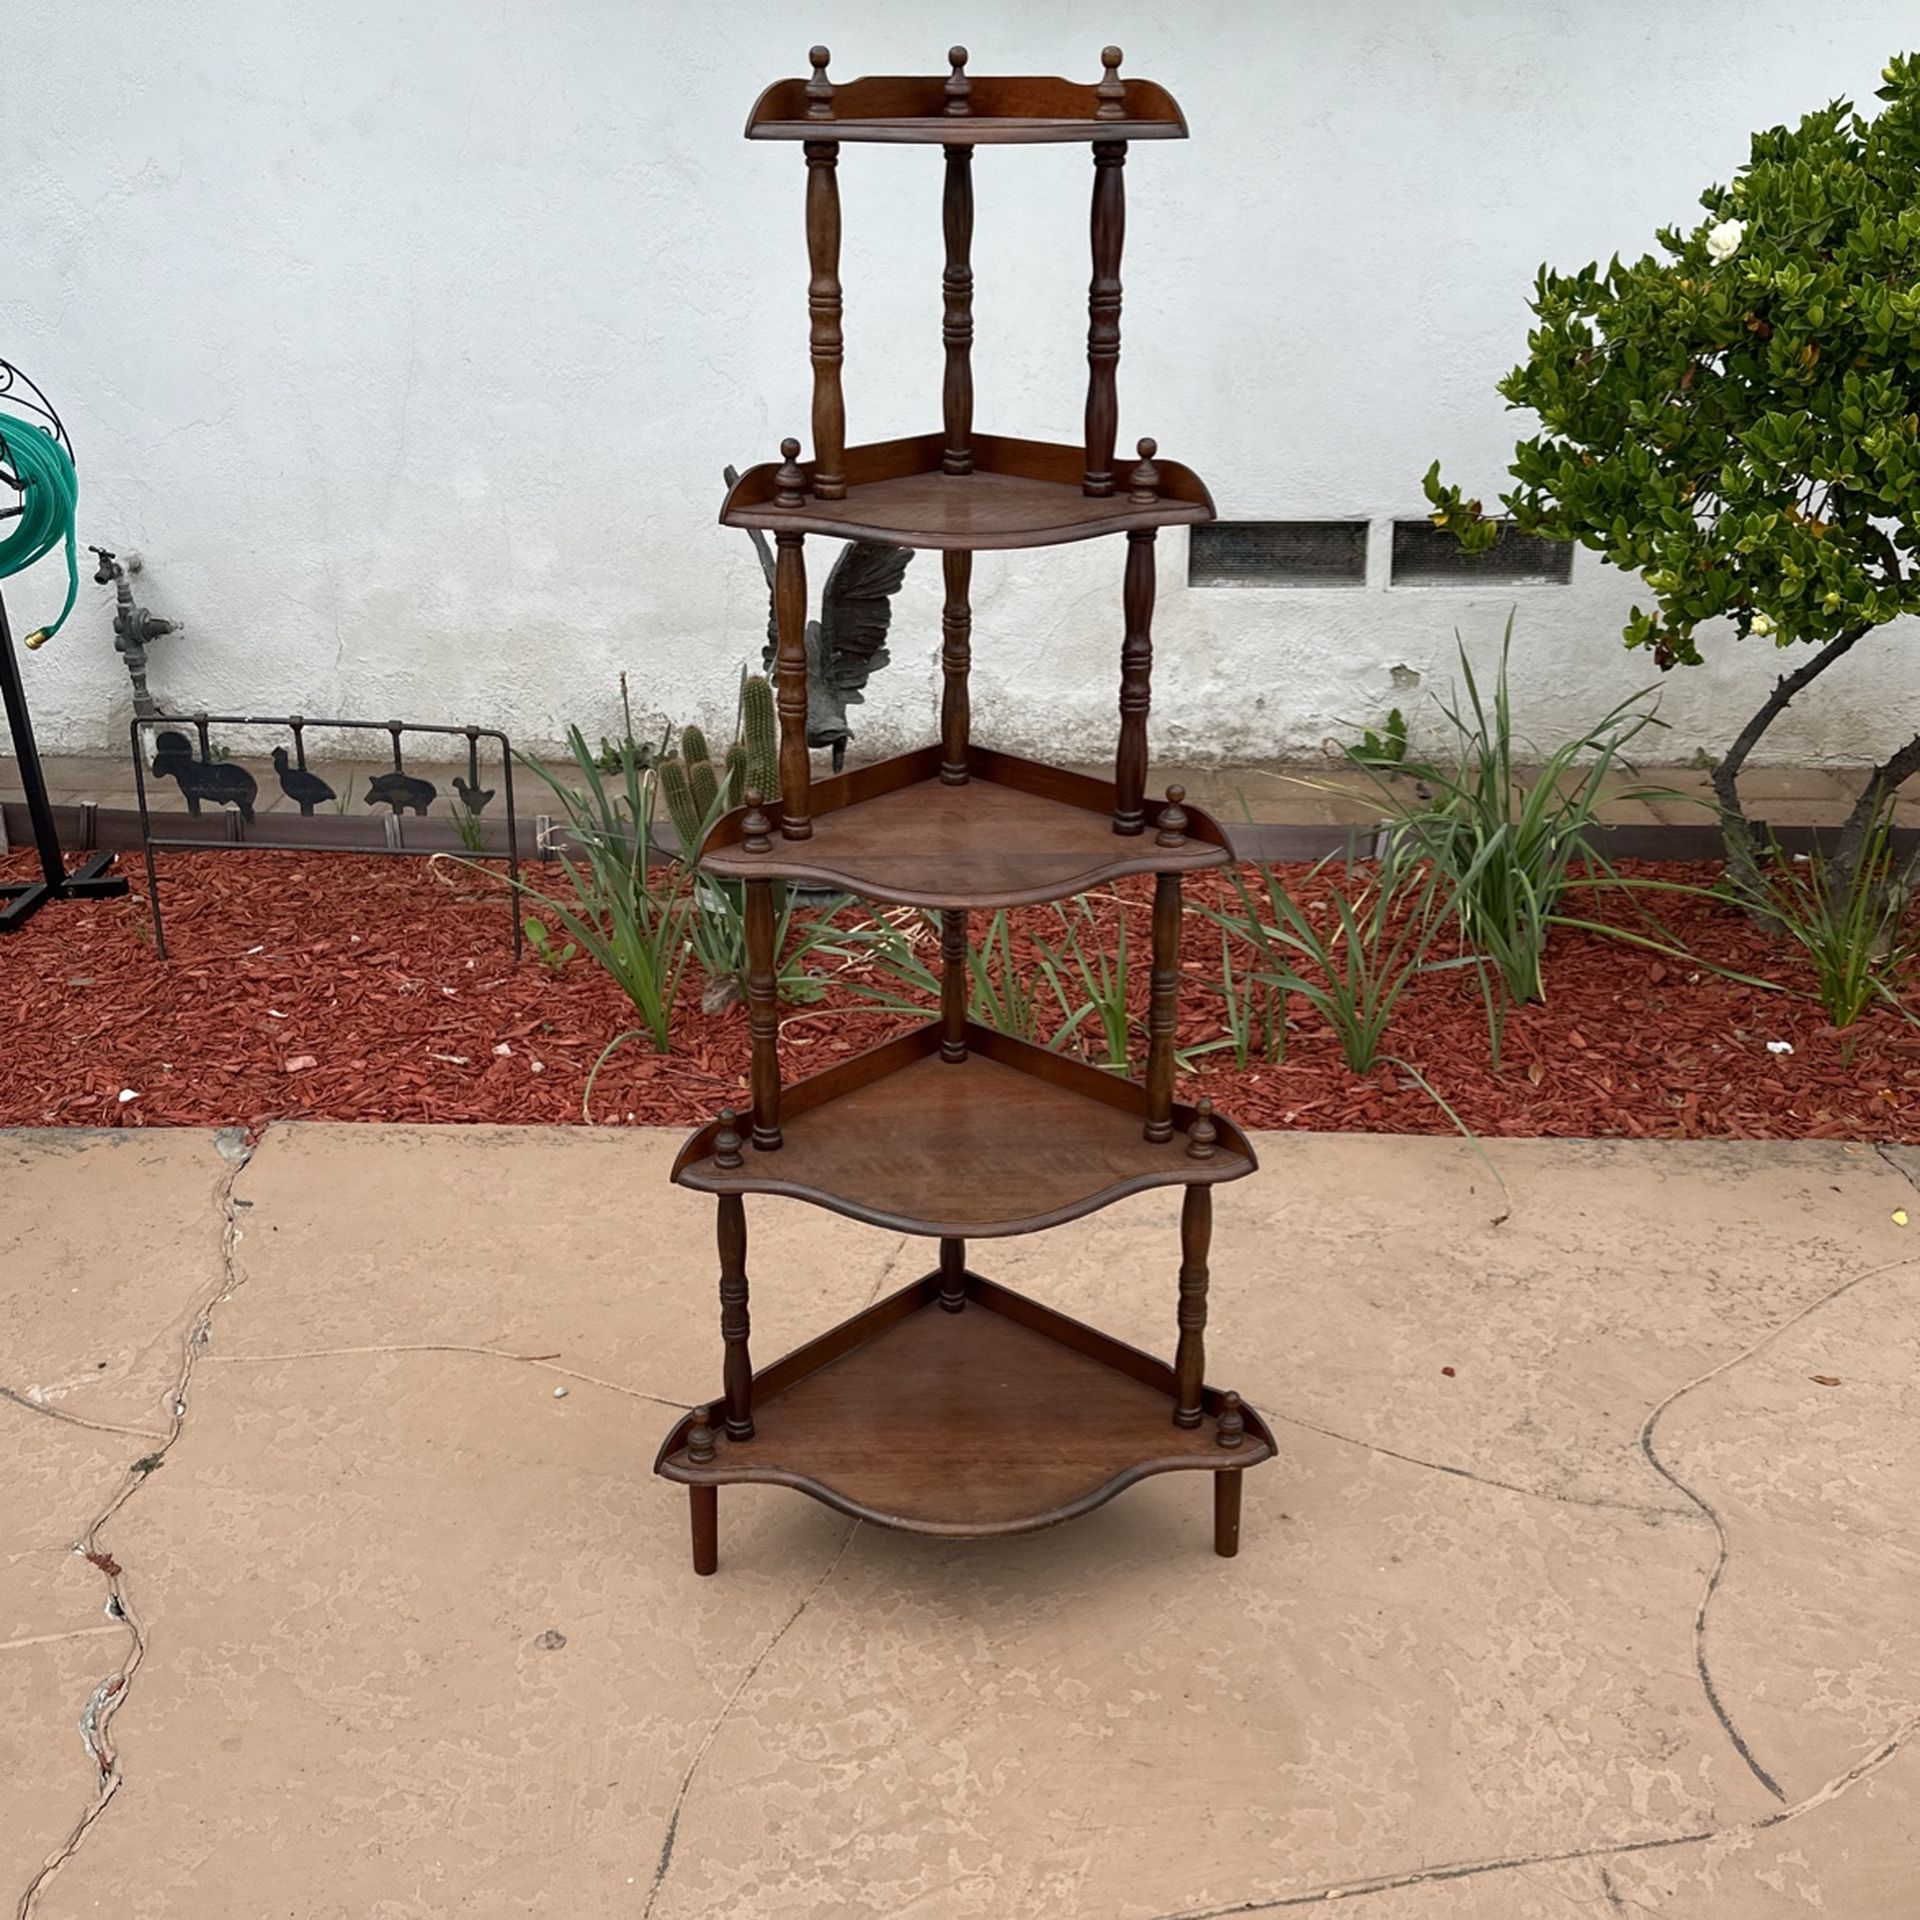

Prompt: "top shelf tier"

[746,60,1188,145]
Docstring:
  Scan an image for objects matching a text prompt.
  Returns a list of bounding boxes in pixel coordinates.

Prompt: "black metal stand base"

[0,579,129,934]
[0,847,127,931]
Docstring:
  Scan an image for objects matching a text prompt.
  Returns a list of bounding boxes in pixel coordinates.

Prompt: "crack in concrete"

[641,1519,861,1920]
[1140,1708,1920,1918]
[16,1128,256,1920]
[1636,1249,1920,1805]
[0,1388,168,1445]
[1268,1409,1693,1521]
[201,1342,686,1410]
[0,1626,125,1655]
[1873,1141,1920,1196]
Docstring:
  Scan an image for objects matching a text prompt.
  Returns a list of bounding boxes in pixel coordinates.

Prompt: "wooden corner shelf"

[698,745,1230,910]
[656,1273,1272,1537]
[675,1020,1256,1239]
[659,43,1276,1577]
[721,432,1212,552]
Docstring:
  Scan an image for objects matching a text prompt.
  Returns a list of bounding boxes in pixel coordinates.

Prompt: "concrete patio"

[4,1124,1917,1918]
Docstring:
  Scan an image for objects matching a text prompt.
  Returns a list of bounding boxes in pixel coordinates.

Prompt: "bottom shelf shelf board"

[654,1271,1274,1536]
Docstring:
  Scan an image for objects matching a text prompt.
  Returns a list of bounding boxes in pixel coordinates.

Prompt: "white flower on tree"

[1750,610,1777,637]
[1706,218,1745,265]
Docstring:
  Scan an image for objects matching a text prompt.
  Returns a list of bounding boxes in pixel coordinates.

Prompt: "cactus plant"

[658,673,781,859]
[738,670,777,801]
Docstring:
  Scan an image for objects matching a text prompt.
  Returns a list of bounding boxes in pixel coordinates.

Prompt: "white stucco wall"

[3,1,1914,766]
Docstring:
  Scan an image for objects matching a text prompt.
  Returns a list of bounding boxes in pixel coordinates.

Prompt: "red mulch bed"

[3,847,1917,1139]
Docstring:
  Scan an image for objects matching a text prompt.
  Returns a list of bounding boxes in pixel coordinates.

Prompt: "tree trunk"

[1831,726,1920,897]
[1710,625,1868,903]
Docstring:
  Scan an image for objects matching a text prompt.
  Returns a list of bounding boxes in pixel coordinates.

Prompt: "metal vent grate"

[1188,521,1369,588]
[1390,520,1572,586]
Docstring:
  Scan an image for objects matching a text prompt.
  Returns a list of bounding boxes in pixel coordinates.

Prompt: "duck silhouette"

[272,746,336,816]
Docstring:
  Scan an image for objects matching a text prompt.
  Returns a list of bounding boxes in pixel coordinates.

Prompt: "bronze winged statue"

[724,466,912,772]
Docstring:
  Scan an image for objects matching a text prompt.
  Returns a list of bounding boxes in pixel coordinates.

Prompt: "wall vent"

[1188,520,1369,588]
[1390,520,1572,586]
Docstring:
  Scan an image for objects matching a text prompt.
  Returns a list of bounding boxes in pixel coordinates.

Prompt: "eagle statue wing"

[817,539,911,703]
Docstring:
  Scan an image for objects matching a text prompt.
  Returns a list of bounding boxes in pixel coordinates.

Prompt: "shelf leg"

[938,1237,967,1312]
[774,531,811,840]
[804,139,846,500]
[940,908,967,1062]
[745,877,783,1149]
[1082,139,1127,497]
[939,551,972,785]
[690,1484,719,1577]
[1144,871,1179,1141]
[1113,527,1155,835]
[1213,1469,1241,1559]
[718,1194,754,1440]
[1173,1185,1210,1428]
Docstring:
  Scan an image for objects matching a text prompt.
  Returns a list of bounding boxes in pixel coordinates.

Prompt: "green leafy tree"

[1426,55,1920,894]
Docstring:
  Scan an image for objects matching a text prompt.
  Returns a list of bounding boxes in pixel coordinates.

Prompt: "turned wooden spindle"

[805,44,835,119]
[741,789,773,854]
[713,1108,745,1170]
[938,1236,967,1312]
[1215,1390,1245,1449]
[717,1194,754,1440]
[1144,871,1181,1142]
[940,908,968,1061]
[1156,783,1189,849]
[1113,528,1156,833]
[1129,436,1160,505]
[686,1408,717,1465]
[1095,43,1127,118]
[944,44,971,116]
[1187,1096,1219,1161]
[939,550,972,783]
[941,145,975,474]
[804,140,846,500]
[773,528,812,838]
[1082,139,1127,495]
[1173,1185,1212,1428]
[744,878,782,1150]
[774,436,806,509]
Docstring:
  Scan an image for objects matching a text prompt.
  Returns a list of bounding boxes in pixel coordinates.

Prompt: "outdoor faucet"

[90,546,177,718]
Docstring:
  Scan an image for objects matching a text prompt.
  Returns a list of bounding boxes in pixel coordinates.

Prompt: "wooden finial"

[1156,784,1189,848]
[774,437,805,508]
[713,1109,744,1170]
[1215,1391,1245,1449]
[1129,437,1160,504]
[1096,45,1126,118]
[1186,1095,1218,1160]
[741,789,773,853]
[687,1408,717,1463]
[806,46,835,119]
[945,46,971,115]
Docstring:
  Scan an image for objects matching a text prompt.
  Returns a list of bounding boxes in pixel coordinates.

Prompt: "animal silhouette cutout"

[272,746,336,815]
[366,770,436,817]
[452,774,494,813]
[150,731,256,821]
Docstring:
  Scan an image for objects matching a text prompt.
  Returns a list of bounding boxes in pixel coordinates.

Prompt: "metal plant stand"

[0,361,127,931]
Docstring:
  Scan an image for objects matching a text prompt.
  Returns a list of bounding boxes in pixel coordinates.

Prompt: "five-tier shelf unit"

[654,45,1275,1575]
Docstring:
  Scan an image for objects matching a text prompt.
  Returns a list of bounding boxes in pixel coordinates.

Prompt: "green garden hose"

[0,411,80,648]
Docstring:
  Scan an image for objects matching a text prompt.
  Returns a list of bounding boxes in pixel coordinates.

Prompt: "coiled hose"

[0,412,80,647]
